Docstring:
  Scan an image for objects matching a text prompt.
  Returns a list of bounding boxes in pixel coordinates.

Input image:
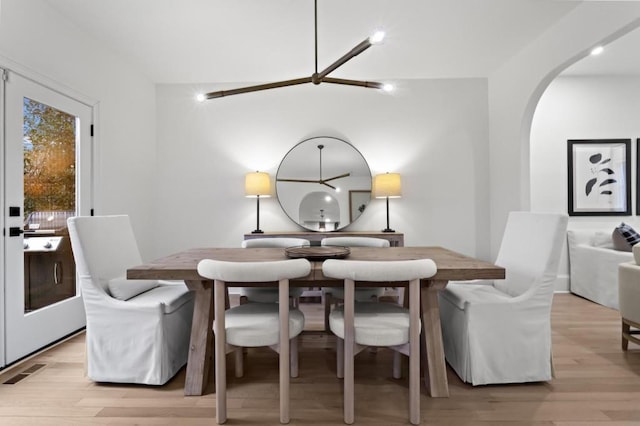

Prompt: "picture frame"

[349,190,371,222]
[637,138,640,215]
[567,139,631,216]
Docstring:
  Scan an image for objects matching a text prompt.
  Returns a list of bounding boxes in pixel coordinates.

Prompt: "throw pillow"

[612,223,640,252]
[108,276,159,301]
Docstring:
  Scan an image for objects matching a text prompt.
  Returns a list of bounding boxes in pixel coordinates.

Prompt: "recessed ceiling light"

[590,46,604,56]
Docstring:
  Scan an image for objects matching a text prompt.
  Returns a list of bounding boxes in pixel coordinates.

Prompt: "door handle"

[53,262,61,285]
[9,227,24,237]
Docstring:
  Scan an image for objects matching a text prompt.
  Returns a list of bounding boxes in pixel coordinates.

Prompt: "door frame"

[0,60,99,369]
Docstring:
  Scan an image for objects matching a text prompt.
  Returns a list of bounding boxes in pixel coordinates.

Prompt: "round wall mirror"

[276,136,372,231]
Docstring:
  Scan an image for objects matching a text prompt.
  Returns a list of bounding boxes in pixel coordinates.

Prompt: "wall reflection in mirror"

[299,192,340,231]
[276,136,371,231]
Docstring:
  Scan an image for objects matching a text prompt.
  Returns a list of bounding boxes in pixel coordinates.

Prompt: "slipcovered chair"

[196,258,311,424]
[67,215,194,385]
[439,211,568,385]
[240,237,310,307]
[321,236,390,331]
[323,259,437,425]
[618,244,640,350]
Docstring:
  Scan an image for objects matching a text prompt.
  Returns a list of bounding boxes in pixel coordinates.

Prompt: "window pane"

[23,97,77,312]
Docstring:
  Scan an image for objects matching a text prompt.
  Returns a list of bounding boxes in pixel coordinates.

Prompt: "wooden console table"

[243,231,404,247]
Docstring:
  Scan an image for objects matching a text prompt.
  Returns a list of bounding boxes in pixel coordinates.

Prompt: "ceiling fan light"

[369,30,386,45]
[382,83,394,92]
[195,93,206,102]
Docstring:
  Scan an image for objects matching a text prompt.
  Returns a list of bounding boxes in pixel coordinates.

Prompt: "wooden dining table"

[127,246,504,398]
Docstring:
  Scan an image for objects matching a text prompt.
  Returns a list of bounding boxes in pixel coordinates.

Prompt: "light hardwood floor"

[1,293,639,425]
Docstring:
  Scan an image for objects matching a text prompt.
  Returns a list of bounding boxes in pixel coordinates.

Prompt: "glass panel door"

[3,69,92,365]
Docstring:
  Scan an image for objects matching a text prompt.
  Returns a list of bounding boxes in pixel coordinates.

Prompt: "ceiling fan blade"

[277,177,336,190]
[321,182,337,190]
[323,172,351,182]
[203,77,312,99]
[276,178,321,183]
[322,77,385,89]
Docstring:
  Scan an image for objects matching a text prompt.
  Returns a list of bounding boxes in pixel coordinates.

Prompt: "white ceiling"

[562,27,640,76]
[41,0,639,84]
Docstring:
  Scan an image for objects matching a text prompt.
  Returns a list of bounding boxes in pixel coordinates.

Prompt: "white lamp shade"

[373,173,402,198]
[245,172,271,198]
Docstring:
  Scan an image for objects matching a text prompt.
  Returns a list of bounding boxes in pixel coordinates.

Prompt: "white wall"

[531,75,640,290]
[0,0,157,257]
[154,79,491,259]
[5,0,638,284]
[488,3,640,260]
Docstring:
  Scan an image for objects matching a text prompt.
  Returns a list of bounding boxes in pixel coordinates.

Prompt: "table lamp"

[245,171,271,234]
[373,172,402,233]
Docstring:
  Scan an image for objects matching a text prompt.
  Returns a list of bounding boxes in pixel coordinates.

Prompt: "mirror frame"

[276,136,372,231]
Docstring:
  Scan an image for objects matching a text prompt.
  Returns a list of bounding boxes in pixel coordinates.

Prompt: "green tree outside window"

[23,98,76,218]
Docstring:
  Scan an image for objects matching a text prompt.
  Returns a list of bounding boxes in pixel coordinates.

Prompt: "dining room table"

[127,246,505,398]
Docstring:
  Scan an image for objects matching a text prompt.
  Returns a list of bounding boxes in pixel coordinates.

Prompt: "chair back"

[242,238,310,248]
[321,236,390,248]
[493,212,568,298]
[68,215,143,294]
[198,259,311,282]
[322,259,436,282]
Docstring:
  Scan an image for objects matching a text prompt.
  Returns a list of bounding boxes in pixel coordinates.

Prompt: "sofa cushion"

[612,223,640,252]
[592,231,614,249]
[108,276,158,301]
[128,284,194,314]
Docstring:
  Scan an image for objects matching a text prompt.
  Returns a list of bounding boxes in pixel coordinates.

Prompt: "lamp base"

[382,228,395,233]
[251,229,264,234]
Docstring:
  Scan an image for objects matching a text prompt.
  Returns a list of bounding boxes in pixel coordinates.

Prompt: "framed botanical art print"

[349,190,371,222]
[567,139,631,216]
[637,139,640,215]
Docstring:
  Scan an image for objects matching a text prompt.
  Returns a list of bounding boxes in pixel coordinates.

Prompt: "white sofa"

[618,245,640,349]
[567,229,633,310]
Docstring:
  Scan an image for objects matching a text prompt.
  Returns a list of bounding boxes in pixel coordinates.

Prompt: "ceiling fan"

[196,0,391,101]
[277,144,350,190]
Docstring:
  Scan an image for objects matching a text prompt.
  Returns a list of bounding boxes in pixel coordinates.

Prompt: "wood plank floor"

[1,293,639,425]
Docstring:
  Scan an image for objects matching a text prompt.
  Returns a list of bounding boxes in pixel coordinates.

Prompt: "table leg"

[214,280,227,424]
[184,280,214,397]
[409,278,420,424]
[279,278,290,424]
[344,278,355,425]
[420,280,449,398]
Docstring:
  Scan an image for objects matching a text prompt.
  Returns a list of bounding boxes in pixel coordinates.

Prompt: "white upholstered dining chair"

[67,215,195,385]
[321,236,390,331]
[196,258,311,424]
[240,237,310,307]
[439,211,568,385]
[322,258,437,425]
